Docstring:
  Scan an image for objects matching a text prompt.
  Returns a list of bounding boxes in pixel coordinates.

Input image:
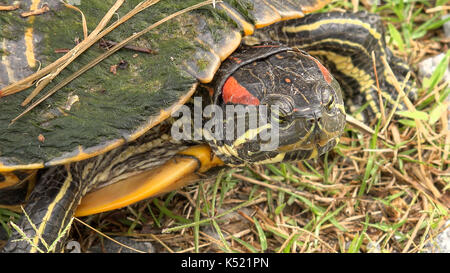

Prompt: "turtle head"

[270,75,346,161]
[203,46,346,166]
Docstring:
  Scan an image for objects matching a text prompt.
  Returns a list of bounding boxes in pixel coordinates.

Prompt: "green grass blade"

[388,23,405,51]
[253,217,267,252]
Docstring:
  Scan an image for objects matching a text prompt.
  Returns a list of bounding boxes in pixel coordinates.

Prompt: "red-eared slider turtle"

[0,0,414,252]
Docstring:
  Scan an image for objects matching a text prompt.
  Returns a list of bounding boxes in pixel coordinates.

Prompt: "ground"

[0,0,449,253]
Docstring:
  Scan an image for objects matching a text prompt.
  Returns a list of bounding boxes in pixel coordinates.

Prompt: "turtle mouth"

[275,119,319,152]
[313,124,331,147]
[275,112,341,153]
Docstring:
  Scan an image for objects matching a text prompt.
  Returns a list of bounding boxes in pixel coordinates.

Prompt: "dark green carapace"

[0,0,240,167]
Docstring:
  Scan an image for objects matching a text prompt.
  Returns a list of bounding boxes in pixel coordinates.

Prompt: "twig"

[425,6,450,13]
[371,51,386,130]
[99,39,157,54]
[231,173,335,203]
[54,49,71,53]
[402,213,426,253]
[380,73,411,135]
[177,229,252,253]
[62,1,88,40]
[0,0,127,98]
[380,163,443,207]
[73,217,146,253]
[11,0,220,124]
[346,114,395,145]
[277,224,337,252]
[148,234,174,253]
[0,4,20,11]
[20,0,128,106]
[162,196,266,233]
[379,58,443,198]
[20,4,49,17]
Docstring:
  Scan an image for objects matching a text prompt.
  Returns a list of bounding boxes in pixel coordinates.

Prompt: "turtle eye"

[275,101,293,117]
[270,105,293,129]
[326,95,335,110]
[270,107,288,124]
[262,94,294,120]
[321,87,334,110]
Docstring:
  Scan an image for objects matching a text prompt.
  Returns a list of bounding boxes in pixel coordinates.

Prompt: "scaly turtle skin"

[0,0,414,252]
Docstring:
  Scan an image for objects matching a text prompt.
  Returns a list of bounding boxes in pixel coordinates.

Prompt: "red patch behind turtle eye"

[222,76,260,105]
[307,55,332,84]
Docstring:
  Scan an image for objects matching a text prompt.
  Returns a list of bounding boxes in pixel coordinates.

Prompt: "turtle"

[0,0,415,253]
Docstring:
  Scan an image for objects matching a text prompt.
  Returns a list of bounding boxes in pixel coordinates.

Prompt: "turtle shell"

[0,0,330,171]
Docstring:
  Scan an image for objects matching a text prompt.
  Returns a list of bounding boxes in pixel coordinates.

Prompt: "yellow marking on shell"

[218,2,254,36]
[46,140,125,166]
[24,0,41,68]
[253,0,281,28]
[0,162,44,172]
[30,168,73,253]
[1,39,16,82]
[76,145,223,217]
[127,110,170,142]
[278,13,305,22]
[24,28,35,67]
[194,37,219,56]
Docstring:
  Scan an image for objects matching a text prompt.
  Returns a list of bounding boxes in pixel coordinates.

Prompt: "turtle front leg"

[2,165,85,253]
[1,141,222,252]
